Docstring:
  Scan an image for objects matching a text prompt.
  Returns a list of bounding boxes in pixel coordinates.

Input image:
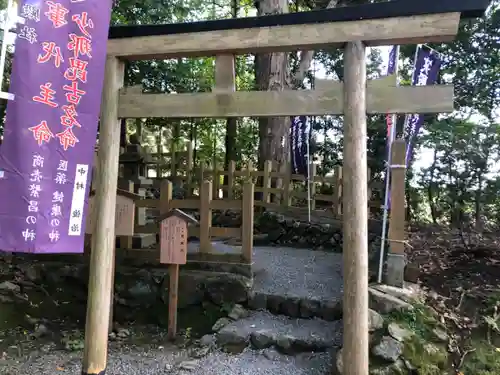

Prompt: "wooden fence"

[133,179,255,264]
[135,160,380,219]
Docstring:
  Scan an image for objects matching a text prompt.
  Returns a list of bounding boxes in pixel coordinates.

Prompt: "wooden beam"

[118,82,453,118]
[107,13,460,60]
[82,57,124,375]
[341,41,369,375]
[214,55,235,93]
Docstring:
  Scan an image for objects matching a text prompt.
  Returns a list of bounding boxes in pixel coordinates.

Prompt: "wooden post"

[262,160,272,204]
[283,168,291,207]
[212,164,219,199]
[200,180,212,253]
[159,180,174,338]
[341,41,369,375]
[159,209,197,340]
[156,126,163,178]
[241,182,254,264]
[82,57,124,375]
[245,160,253,183]
[117,180,134,250]
[160,180,173,218]
[386,139,406,287]
[332,166,342,217]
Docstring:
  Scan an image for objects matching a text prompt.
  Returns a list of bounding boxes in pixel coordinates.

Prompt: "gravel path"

[252,246,343,301]
[188,348,333,375]
[1,345,188,375]
[2,344,333,375]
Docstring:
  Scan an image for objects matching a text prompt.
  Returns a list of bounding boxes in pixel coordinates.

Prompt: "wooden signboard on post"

[158,209,198,339]
[85,189,139,236]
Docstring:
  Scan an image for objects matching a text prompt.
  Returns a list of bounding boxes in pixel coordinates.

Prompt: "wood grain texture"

[82,57,124,375]
[387,140,407,254]
[107,13,459,59]
[118,83,453,118]
[214,55,235,93]
[341,41,369,375]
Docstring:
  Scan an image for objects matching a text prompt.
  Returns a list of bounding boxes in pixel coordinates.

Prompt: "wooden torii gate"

[83,1,489,374]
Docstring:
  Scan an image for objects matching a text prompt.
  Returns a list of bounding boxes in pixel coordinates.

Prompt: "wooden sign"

[160,216,188,264]
[159,209,197,265]
[157,209,198,340]
[85,190,137,236]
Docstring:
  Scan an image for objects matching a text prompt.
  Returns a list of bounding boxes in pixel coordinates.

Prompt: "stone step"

[215,310,342,355]
[248,292,342,321]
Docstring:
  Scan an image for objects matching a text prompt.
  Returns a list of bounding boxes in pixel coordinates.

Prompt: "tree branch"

[291,0,339,87]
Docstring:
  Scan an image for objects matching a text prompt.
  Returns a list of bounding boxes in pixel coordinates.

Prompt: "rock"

[248,292,267,310]
[190,346,210,358]
[205,274,250,305]
[369,309,384,332]
[262,348,281,361]
[250,330,274,349]
[369,287,413,314]
[212,317,231,332]
[228,304,248,320]
[216,326,249,353]
[0,295,14,303]
[178,360,199,371]
[371,284,421,303]
[319,300,342,321]
[280,297,300,318]
[199,334,216,347]
[33,324,49,338]
[0,281,20,294]
[299,298,321,318]
[275,335,294,354]
[372,336,403,362]
[404,264,420,283]
[387,323,413,342]
[267,295,285,314]
[253,233,270,246]
[335,348,343,374]
[116,328,130,338]
[432,327,449,343]
[23,266,40,282]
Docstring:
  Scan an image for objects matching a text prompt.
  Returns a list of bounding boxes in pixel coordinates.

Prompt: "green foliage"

[461,341,500,375]
[386,303,439,340]
[0,0,497,227]
[402,336,448,375]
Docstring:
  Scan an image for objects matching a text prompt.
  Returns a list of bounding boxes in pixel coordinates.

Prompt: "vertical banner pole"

[377,45,400,283]
[306,136,311,223]
[342,41,369,375]
[82,57,124,375]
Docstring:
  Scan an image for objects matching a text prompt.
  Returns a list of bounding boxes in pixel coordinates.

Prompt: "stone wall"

[9,258,252,325]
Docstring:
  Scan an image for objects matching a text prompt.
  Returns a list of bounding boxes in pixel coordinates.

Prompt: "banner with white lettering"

[404,46,441,164]
[289,115,310,177]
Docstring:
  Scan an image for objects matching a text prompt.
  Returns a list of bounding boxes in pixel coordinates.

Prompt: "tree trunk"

[255,0,290,169]
[427,149,438,224]
[223,0,238,196]
[475,173,483,230]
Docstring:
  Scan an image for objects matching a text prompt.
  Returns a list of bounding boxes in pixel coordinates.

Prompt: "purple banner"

[405,46,441,165]
[385,46,398,141]
[289,115,310,177]
[0,0,113,253]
